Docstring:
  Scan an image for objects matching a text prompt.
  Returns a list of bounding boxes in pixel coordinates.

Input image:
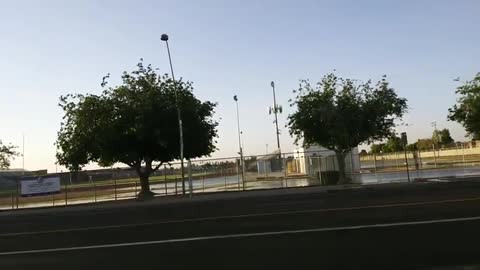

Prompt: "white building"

[256,150,282,175]
[293,145,360,175]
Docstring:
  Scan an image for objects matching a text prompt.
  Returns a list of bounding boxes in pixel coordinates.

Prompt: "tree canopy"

[369,136,403,154]
[415,138,433,151]
[288,73,407,183]
[448,73,480,139]
[56,61,218,197]
[373,128,455,153]
[370,143,385,154]
[0,140,17,169]
[432,128,454,147]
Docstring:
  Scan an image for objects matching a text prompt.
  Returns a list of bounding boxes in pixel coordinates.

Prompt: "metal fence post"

[237,160,241,191]
[333,154,337,171]
[164,164,168,196]
[114,178,117,201]
[263,159,267,178]
[317,157,321,173]
[241,156,246,191]
[404,149,411,183]
[349,150,354,175]
[175,177,178,195]
[325,156,329,181]
[65,174,69,206]
[134,180,138,198]
[418,150,423,169]
[395,153,399,170]
[188,160,193,196]
[223,168,227,191]
[462,143,467,175]
[202,171,205,193]
[11,193,14,210]
[380,152,384,170]
[318,158,322,185]
[16,178,19,209]
[413,150,419,172]
[283,154,288,188]
[94,178,97,203]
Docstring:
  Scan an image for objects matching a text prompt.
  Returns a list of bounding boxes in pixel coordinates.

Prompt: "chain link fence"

[2,145,480,210]
[358,144,480,183]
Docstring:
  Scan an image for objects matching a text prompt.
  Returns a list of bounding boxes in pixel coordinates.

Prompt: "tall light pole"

[234,95,245,190]
[161,34,186,195]
[269,81,281,152]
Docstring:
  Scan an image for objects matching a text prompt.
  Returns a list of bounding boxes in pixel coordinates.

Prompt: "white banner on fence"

[21,177,61,196]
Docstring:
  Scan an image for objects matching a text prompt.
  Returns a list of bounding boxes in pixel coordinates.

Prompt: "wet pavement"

[353,167,480,183]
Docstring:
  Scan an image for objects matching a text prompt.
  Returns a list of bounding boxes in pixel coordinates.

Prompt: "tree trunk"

[336,152,350,185]
[138,173,154,200]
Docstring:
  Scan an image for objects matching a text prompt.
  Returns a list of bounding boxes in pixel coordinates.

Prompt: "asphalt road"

[2,181,480,269]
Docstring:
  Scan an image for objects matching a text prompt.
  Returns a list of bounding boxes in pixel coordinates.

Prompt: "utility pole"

[234,95,245,190]
[269,81,281,152]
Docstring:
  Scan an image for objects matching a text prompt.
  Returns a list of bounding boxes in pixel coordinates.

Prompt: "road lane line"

[2,215,480,256]
[2,196,480,237]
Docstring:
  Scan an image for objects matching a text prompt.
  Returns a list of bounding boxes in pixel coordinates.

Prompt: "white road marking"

[1,215,480,256]
[2,196,480,237]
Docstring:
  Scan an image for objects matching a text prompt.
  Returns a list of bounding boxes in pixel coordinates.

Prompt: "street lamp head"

[271,81,275,88]
[161,34,169,41]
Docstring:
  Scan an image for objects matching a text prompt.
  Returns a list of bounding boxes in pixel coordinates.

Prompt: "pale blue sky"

[1,0,478,172]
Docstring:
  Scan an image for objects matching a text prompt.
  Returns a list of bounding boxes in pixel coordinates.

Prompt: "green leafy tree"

[288,74,407,184]
[432,128,454,148]
[406,143,418,151]
[56,61,218,198]
[416,138,434,151]
[0,140,18,169]
[370,143,385,154]
[432,130,441,147]
[383,136,403,153]
[370,136,403,154]
[448,73,480,139]
[442,129,455,146]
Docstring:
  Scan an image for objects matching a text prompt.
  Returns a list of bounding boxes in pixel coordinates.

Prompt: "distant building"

[292,145,360,175]
[256,149,282,175]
